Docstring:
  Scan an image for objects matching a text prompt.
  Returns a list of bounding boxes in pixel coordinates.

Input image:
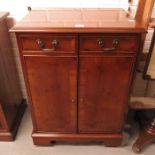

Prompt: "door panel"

[24,56,77,132]
[78,56,134,133]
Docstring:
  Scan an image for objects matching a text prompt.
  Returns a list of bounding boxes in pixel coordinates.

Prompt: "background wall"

[0,0,155,99]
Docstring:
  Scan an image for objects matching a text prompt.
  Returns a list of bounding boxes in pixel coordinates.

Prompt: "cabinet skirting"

[32,132,123,147]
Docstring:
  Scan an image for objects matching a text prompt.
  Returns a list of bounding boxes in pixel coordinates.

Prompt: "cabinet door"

[78,56,134,133]
[24,56,77,132]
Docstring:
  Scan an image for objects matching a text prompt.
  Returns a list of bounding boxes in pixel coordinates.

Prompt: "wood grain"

[78,56,134,133]
[10,9,146,33]
[0,13,26,141]
[24,56,77,132]
[135,0,155,28]
[14,8,144,146]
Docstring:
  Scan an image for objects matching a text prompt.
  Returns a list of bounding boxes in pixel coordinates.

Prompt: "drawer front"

[19,34,77,53]
[80,34,139,53]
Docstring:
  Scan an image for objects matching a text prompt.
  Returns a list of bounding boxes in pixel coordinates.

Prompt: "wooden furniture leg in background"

[132,117,155,153]
[130,97,155,153]
[130,4,155,150]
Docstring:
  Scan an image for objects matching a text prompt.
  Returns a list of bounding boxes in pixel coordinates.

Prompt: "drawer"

[80,35,139,53]
[19,34,77,53]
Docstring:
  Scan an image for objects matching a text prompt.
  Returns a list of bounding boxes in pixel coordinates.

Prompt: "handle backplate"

[97,38,119,51]
[36,39,59,51]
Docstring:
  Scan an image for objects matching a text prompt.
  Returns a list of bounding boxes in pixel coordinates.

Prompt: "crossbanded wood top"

[11,8,146,33]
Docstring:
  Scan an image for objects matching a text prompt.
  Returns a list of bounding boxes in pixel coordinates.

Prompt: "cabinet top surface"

[11,8,146,33]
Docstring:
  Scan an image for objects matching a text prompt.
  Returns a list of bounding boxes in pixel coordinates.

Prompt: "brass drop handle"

[36,39,59,51]
[97,38,119,51]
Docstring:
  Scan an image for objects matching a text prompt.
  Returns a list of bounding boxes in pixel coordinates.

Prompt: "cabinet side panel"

[0,19,23,129]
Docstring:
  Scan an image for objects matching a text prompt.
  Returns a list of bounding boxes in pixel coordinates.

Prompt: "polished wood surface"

[19,33,76,52]
[24,56,77,132]
[135,0,155,28]
[11,9,146,33]
[0,13,27,141]
[13,9,145,146]
[0,103,8,131]
[80,34,139,53]
[132,109,155,153]
[79,56,134,133]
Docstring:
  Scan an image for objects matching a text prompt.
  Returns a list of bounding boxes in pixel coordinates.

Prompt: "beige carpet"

[0,108,155,155]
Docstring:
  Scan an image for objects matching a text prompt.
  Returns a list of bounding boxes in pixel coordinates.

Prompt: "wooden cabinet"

[24,56,77,132]
[0,12,26,141]
[78,34,138,133]
[11,9,146,146]
[78,56,134,133]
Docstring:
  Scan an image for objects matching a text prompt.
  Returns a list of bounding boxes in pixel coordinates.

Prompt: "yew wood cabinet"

[11,9,146,146]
